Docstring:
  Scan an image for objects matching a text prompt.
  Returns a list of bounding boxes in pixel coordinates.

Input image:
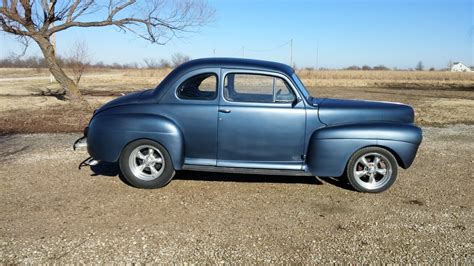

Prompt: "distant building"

[451,62,472,72]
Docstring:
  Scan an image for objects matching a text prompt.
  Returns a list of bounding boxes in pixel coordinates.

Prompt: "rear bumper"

[73,136,87,150]
[73,127,89,150]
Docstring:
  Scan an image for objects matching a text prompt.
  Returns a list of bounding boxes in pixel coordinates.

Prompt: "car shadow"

[90,161,120,177]
[174,170,322,185]
[88,161,355,190]
[317,176,356,191]
[89,161,133,186]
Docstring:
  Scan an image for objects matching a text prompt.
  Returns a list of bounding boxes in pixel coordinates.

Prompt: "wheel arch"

[306,122,422,177]
[87,112,185,169]
[339,144,406,175]
[370,145,405,168]
[119,138,176,167]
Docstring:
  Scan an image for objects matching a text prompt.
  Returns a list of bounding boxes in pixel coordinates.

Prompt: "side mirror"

[292,96,301,107]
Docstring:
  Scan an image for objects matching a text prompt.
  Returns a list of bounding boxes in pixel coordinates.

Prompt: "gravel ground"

[0,125,473,263]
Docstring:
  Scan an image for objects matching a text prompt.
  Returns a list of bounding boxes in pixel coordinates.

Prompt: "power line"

[229,47,243,56]
[244,40,292,53]
[225,39,294,65]
[316,40,319,70]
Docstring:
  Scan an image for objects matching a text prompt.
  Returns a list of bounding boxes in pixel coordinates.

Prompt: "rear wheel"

[346,147,398,193]
[119,139,175,189]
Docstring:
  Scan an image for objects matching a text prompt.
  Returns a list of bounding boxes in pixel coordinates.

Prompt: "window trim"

[175,72,218,101]
[221,70,300,105]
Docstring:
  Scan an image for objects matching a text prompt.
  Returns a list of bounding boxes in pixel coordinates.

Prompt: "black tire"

[346,147,398,193]
[119,139,175,189]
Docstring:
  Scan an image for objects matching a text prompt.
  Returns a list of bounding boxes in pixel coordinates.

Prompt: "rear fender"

[306,123,422,177]
[87,113,185,169]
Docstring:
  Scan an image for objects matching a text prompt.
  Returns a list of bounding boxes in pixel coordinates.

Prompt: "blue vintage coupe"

[74,58,422,193]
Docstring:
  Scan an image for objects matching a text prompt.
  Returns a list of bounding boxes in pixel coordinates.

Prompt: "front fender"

[87,113,185,169]
[306,123,422,177]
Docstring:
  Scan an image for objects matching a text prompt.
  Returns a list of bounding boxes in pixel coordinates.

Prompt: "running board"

[182,165,312,176]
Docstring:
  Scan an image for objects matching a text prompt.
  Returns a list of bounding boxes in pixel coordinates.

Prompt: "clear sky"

[1,0,472,69]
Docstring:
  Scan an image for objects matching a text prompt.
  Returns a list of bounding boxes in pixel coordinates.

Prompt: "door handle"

[218,109,231,113]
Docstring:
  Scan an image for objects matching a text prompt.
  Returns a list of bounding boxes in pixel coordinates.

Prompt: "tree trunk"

[33,35,84,102]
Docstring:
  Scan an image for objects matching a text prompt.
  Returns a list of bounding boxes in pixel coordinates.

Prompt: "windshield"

[292,73,311,101]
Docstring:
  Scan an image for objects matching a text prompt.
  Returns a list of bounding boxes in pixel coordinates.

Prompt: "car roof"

[175,57,295,76]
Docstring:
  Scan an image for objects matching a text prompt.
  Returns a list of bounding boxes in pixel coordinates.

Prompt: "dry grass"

[2,67,473,90]
[0,103,95,135]
[120,68,172,77]
[0,67,117,78]
[296,70,474,89]
[297,69,474,81]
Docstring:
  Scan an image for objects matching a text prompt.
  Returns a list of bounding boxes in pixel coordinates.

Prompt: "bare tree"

[159,58,171,68]
[66,40,89,85]
[416,61,424,71]
[373,65,390,71]
[143,57,174,68]
[345,65,361,70]
[0,0,214,102]
[171,52,190,67]
[143,57,159,68]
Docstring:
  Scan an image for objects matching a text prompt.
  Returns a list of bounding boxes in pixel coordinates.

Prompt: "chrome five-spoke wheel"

[353,152,392,190]
[346,147,398,193]
[119,139,175,189]
[129,145,165,181]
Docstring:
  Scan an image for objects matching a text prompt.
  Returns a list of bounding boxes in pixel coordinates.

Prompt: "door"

[217,70,306,170]
[157,68,219,166]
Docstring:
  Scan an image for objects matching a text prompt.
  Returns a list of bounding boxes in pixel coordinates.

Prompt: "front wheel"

[119,139,175,189]
[346,147,398,193]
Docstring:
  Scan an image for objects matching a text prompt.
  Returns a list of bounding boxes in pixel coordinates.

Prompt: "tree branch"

[108,0,135,20]
[66,0,81,22]
[0,4,33,35]
[68,0,94,22]
[47,0,213,43]
[0,16,31,35]
[19,0,32,26]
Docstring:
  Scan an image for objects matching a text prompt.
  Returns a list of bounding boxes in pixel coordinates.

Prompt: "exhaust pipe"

[78,157,99,169]
[85,157,99,166]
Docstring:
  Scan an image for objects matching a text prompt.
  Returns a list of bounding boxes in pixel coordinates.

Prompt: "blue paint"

[85,58,422,177]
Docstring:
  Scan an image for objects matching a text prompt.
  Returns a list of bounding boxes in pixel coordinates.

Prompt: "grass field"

[298,69,474,90]
[0,67,473,134]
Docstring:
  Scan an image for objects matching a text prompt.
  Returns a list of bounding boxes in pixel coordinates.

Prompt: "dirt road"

[0,125,472,263]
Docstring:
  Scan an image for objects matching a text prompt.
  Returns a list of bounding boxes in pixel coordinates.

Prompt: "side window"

[224,73,295,103]
[177,73,217,100]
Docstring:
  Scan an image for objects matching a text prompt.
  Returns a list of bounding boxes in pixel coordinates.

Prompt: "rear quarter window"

[177,73,217,100]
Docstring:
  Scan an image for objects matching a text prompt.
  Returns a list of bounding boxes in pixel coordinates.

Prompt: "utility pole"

[316,40,319,70]
[290,39,293,67]
[213,48,215,56]
[242,46,245,58]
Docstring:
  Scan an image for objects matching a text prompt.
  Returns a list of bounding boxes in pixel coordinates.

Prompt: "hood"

[95,89,154,114]
[318,98,414,125]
